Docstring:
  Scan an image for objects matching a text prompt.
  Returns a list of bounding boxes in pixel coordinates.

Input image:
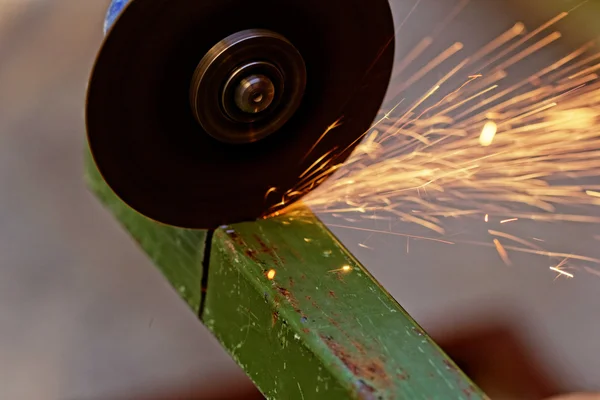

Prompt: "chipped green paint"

[84,147,206,311]
[203,215,488,399]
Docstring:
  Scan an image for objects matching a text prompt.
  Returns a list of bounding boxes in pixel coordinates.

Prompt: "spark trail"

[273,6,600,278]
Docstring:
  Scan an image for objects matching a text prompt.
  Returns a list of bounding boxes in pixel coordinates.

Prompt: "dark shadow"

[434,317,563,400]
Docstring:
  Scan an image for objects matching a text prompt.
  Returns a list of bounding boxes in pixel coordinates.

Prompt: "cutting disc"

[87,0,395,229]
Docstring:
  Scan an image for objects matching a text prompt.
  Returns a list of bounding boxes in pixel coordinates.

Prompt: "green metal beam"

[84,145,487,399]
[203,215,485,399]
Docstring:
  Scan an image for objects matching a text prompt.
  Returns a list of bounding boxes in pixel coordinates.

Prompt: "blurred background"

[0,0,598,399]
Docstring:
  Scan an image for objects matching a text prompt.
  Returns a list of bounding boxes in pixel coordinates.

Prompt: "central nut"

[221,61,285,124]
[234,74,275,114]
[190,29,306,144]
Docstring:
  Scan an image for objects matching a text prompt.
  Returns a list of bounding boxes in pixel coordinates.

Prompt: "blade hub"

[190,29,306,144]
[233,73,275,115]
[222,61,283,122]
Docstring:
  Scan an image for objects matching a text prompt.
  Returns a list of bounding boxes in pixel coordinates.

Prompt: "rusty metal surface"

[203,212,487,399]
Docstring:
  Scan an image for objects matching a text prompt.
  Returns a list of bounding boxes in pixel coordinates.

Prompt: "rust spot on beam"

[253,234,283,266]
[320,334,392,398]
[275,284,306,318]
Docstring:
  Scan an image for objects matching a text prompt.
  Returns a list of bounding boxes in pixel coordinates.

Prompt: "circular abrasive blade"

[87,0,395,229]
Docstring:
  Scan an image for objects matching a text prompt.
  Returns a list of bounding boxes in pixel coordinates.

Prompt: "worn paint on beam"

[203,214,487,399]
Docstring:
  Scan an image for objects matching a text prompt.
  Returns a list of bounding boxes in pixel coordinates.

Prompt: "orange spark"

[269,11,600,278]
[302,117,344,162]
[549,266,574,278]
[479,121,498,146]
[327,265,354,273]
[267,269,276,280]
[327,224,454,245]
[586,190,600,198]
[493,239,512,266]
[264,187,278,200]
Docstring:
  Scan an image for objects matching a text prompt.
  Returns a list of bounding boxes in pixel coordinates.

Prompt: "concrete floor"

[0,0,598,399]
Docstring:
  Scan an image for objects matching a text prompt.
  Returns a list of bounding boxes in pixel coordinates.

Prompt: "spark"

[267,269,276,280]
[302,117,344,162]
[328,224,455,245]
[586,190,600,198]
[328,265,354,273]
[384,101,405,120]
[441,84,499,116]
[392,37,433,81]
[394,0,425,38]
[389,42,464,100]
[299,148,338,179]
[569,0,590,13]
[466,242,600,264]
[270,6,600,276]
[468,22,525,65]
[547,46,600,82]
[493,239,512,266]
[488,230,542,250]
[475,13,567,73]
[479,120,498,146]
[264,187,278,200]
[549,266,574,278]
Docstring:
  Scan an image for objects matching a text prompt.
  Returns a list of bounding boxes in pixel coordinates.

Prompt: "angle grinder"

[86,0,395,228]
